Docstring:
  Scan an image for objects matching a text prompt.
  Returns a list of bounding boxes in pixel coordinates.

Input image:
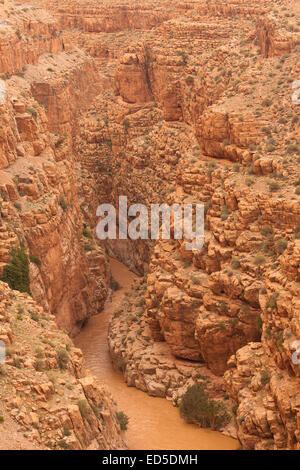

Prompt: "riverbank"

[75,258,238,450]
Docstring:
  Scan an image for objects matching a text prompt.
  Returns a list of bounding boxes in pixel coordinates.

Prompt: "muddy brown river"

[75,258,238,450]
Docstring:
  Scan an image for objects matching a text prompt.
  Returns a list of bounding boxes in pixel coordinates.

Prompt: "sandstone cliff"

[1,0,300,451]
[0,3,110,335]
[0,280,125,449]
[0,2,118,448]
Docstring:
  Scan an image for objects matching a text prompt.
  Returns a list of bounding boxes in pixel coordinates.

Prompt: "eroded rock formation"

[0,0,300,450]
[0,280,125,449]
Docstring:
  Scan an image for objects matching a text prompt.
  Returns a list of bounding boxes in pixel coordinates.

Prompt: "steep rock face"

[224,241,300,449]
[6,0,300,450]
[145,148,300,376]
[145,234,262,375]
[0,281,125,450]
[0,5,64,75]
[108,278,229,407]
[0,13,109,335]
[114,51,153,104]
[224,343,300,450]
[102,0,300,449]
[33,0,187,33]
[257,16,295,58]
[194,0,269,19]
[0,3,125,448]
[27,50,100,135]
[0,96,20,169]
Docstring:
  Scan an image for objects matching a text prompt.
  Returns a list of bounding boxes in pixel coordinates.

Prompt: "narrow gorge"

[0,0,299,452]
[75,257,237,450]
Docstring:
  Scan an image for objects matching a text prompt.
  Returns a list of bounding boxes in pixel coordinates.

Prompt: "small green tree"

[0,244,30,294]
[123,118,130,133]
[78,400,89,420]
[57,349,69,370]
[179,384,230,430]
[116,411,129,430]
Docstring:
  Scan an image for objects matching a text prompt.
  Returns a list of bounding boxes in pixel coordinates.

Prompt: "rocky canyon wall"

[0,1,127,450]
[0,0,300,451]
[0,3,110,336]
[0,279,125,449]
[105,0,300,450]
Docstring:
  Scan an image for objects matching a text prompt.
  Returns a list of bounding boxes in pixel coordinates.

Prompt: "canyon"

[0,0,299,451]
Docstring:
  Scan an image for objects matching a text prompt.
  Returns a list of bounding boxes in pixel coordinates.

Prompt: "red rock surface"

[0,0,299,450]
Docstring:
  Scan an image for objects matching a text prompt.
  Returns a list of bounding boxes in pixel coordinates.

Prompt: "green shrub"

[0,244,31,294]
[84,243,94,252]
[253,255,266,266]
[57,349,69,370]
[179,384,230,430]
[58,439,70,450]
[123,118,130,132]
[262,98,272,107]
[261,225,273,237]
[116,411,129,430]
[0,415,4,423]
[29,254,41,267]
[135,297,145,307]
[13,357,22,368]
[231,257,241,269]
[260,369,270,386]
[245,177,254,186]
[63,426,71,437]
[255,315,263,332]
[183,259,192,269]
[59,196,68,212]
[266,293,278,310]
[186,75,194,85]
[190,275,201,285]
[286,144,300,155]
[82,228,92,239]
[110,277,121,291]
[34,359,44,371]
[221,205,229,221]
[116,357,126,372]
[78,400,89,420]
[26,108,37,120]
[266,144,276,153]
[55,135,66,148]
[276,238,288,254]
[35,347,44,358]
[267,181,280,192]
[30,311,39,322]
